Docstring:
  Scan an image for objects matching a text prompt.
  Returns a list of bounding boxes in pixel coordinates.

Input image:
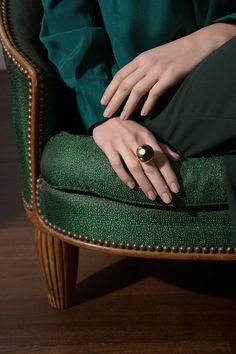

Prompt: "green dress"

[39,0,236,135]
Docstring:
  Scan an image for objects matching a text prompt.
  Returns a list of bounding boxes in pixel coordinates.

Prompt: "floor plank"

[0,342,232,354]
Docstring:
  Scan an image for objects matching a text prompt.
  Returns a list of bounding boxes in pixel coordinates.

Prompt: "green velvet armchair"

[1,0,236,310]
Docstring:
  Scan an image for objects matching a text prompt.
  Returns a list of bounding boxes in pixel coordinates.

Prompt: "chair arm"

[0,0,85,211]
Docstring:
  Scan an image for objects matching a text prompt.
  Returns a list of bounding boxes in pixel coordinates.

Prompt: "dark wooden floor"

[1,70,236,354]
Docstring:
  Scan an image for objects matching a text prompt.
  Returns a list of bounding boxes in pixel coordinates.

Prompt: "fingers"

[120,148,160,201]
[119,75,158,120]
[102,72,173,120]
[103,70,146,119]
[138,158,173,203]
[158,142,182,161]
[147,138,181,192]
[105,147,137,190]
[119,144,180,203]
[101,126,180,203]
[140,75,172,116]
[151,147,180,195]
[100,61,137,106]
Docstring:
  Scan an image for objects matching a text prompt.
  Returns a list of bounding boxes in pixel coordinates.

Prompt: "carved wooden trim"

[34,227,79,309]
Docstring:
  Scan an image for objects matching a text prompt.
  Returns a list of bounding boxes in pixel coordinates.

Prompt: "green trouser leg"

[135,36,236,239]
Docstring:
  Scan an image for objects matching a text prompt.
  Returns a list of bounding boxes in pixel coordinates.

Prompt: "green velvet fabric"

[38,178,236,247]
[40,131,228,208]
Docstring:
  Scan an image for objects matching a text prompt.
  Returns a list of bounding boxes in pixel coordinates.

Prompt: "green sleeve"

[213,13,236,24]
[214,8,236,23]
[39,0,118,135]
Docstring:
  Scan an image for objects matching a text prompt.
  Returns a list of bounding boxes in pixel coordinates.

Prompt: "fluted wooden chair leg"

[34,227,79,309]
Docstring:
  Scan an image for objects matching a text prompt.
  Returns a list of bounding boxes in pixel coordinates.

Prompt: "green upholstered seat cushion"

[40,131,229,208]
[37,178,236,247]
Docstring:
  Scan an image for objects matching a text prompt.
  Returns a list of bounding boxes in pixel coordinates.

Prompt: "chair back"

[0,0,86,209]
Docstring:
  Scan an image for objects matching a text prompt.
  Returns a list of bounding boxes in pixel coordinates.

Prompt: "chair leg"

[34,227,79,309]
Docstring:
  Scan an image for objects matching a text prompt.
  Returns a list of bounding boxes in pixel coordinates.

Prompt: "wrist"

[209,21,236,47]
[186,21,236,56]
[91,116,120,134]
[90,120,107,136]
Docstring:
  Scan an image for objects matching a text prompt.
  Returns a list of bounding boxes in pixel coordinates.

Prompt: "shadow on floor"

[75,256,236,305]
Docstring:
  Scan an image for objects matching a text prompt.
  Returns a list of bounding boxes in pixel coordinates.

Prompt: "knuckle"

[136,51,150,63]
[103,141,113,152]
[166,64,177,76]
[158,185,170,196]
[158,162,175,177]
[132,85,144,96]
[117,172,129,185]
[144,165,156,174]
[127,135,137,146]
[109,156,122,170]
[129,160,141,172]
[142,183,153,194]
[112,161,123,171]
[141,130,152,140]
[155,154,167,168]
[163,166,177,177]
[166,174,178,186]
[114,70,123,81]
[119,80,131,92]
[135,53,144,63]
[148,89,159,98]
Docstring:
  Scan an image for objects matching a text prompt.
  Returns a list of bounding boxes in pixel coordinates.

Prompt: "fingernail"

[147,190,157,200]
[103,106,111,117]
[100,95,107,105]
[140,109,147,116]
[162,192,172,204]
[170,182,180,193]
[120,110,127,120]
[127,181,135,189]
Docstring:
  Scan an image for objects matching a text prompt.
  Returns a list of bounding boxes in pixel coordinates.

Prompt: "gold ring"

[136,144,154,163]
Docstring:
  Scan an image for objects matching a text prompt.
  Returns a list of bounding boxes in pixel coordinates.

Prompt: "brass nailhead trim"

[35,177,236,255]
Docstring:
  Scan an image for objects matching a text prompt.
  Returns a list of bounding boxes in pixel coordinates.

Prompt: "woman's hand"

[100,21,236,120]
[92,117,181,203]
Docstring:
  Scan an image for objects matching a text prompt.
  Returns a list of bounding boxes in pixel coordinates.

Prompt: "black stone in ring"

[136,144,154,163]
